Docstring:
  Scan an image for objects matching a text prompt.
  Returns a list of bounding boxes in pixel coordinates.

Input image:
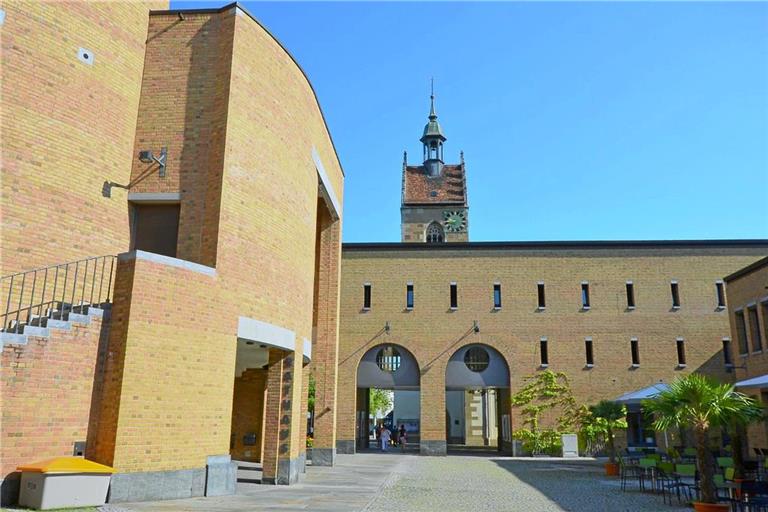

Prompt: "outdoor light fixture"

[138,147,167,177]
[473,320,479,333]
[384,321,390,334]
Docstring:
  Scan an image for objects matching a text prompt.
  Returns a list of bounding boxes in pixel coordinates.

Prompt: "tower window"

[715,281,726,309]
[450,282,458,309]
[406,283,414,309]
[626,281,635,309]
[676,338,686,367]
[581,282,590,309]
[537,282,546,309]
[363,283,371,310]
[723,337,733,367]
[670,281,681,309]
[735,310,748,355]
[630,338,640,367]
[493,283,502,309]
[540,337,549,367]
[426,222,444,243]
[585,337,594,367]
[748,305,762,352]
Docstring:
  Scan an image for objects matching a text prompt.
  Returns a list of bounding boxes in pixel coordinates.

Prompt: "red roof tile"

[403,164,466,205]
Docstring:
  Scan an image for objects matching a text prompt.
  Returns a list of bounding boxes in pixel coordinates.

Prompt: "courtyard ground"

[78,453,689,512]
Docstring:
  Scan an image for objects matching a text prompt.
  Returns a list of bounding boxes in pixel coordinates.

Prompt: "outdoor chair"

[718,457,735,469]
[620,458,644,492]
[638,457,659,492]
[667,463,699,504]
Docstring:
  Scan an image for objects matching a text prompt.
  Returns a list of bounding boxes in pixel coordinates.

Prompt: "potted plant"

[589,400,628,476]
[644,374,763,512]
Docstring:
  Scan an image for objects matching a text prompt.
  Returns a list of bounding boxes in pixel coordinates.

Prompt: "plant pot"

[604,462,620,476]
[692,502,729,512]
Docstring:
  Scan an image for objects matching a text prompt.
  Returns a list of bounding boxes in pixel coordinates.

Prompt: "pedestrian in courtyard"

[380,425,391,451]
[399,424,407,452]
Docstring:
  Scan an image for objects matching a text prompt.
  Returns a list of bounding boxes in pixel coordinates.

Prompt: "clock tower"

[401,89,468,243]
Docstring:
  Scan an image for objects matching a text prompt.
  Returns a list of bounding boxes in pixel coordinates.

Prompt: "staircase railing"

[1,255,117,333]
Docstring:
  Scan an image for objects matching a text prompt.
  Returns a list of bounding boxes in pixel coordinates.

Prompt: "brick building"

[1,2,343,505]
[725,257,768,453]
[335,96,768,456]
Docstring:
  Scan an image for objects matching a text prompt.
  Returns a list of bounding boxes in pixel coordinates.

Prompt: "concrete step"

[0,306,109,349]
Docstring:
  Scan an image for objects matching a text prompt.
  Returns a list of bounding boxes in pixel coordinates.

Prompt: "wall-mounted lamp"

[473,320,479,333]
[384,321,390,334]
[138,147,167,177]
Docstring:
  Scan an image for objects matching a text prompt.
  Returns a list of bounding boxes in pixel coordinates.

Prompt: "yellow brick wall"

[337,245,767,445]
[726,260,768,453]
[0,1,164,275]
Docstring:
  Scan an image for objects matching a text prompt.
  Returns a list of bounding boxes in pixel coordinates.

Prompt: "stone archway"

[444,343,512,453]
[356,344,420,451]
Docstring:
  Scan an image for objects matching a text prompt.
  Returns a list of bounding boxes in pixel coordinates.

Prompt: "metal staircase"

[1,255,116,341]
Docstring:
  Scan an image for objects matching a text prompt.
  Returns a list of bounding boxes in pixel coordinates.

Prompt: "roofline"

[149,2,345,177]
[343,239,768,251]
[724,255,768,282]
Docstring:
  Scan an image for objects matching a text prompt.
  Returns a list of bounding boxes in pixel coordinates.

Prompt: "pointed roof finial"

[429,77,436,119]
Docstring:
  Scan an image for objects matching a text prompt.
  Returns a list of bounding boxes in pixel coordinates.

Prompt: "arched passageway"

[356,344,420,451]
[445,343,512,453]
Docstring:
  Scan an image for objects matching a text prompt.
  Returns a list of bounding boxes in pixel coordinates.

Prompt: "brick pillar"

[261,348,299,484]
[310,212,342,466]
[419,362,447,455]
[497,388,513,454]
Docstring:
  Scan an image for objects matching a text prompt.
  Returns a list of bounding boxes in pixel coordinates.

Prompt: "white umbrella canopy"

[735,374,768,389]
[614,383,671,405]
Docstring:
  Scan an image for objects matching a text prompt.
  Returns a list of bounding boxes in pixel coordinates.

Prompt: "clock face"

[443,210,467,233]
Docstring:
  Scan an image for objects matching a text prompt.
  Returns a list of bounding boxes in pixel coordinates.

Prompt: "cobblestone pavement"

[88,454,686,512]
[365,455,689,512]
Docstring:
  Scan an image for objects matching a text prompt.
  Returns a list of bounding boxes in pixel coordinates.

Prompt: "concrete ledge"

[237,316,296,352]
[127,192,181,203]
[0,332,28,346]
[108,468,205,503]
[205,455,236,497]
[311,447,335,467]
[336,439,355,454]
[68,313,91,325]
[119,250,217,277]
[420,440,447,456]
[313,146,341,219]
[88,307,106,318]
[23,326,50,337]
[46,319,71,330]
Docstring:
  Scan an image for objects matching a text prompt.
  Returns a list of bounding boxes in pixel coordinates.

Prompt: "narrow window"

[735,310,749,355]
[363,283,371,310]
[540,337,549,366]
[715,281,726,309]
[581,282,590,309]
[585,337,594,367]
[748,306,763,352]
[676,338,686,367]
[537,282,546,309]
[671,281,680,309]
[630,338,640,366]
[763,301,768,346]
[450,282,458,309]
[723,337,733,367]
[406,283,414,309]
[626,281,635,309]
[493,283,502,309]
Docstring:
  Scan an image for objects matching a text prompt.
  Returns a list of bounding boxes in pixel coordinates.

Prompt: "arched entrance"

[356,344,420,451]
[445,343,512,453]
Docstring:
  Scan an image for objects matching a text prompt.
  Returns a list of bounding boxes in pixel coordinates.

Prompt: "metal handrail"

[1,255,116,333]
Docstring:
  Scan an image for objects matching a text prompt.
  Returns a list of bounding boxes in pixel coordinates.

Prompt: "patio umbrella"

[615,383,672,449]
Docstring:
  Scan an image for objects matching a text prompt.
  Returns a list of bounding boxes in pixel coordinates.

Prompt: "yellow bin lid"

[17,457,114,474]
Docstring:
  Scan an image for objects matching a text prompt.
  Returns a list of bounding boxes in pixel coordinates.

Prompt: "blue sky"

[171,1,768,242]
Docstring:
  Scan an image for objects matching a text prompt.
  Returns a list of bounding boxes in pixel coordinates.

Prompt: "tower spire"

[429,78,436,119]
[420,79,446,176]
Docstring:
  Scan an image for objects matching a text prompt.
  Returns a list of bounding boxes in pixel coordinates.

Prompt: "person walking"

[380,425,391,451]
[398,424,407,452]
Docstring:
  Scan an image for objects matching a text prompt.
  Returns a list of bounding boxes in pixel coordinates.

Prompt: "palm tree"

[589,400,627,464]
[643,374,763,505]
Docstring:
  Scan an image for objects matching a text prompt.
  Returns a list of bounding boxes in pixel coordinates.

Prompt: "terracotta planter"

[604,462,620,476]
[692,503,729,512]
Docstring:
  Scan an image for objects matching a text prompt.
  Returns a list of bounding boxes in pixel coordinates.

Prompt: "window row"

[734,300,768,356]
[535,336,728,368]
[360,280,727,311]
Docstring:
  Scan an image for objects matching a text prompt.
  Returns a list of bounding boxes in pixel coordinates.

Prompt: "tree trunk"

[695,426,717,504]
[607,427,616,463]
[731,428,745,480]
